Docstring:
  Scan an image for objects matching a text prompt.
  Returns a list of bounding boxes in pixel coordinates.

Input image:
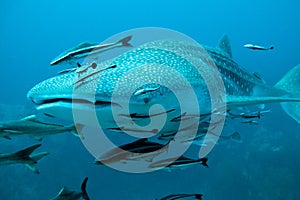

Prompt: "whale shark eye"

[91,62,97,69]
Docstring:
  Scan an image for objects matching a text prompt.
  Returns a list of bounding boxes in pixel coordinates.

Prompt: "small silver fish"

[244,43,274,50]
[50,35,132,66]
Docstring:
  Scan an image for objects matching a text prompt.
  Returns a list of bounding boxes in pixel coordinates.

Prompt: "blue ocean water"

[0,0,300,199]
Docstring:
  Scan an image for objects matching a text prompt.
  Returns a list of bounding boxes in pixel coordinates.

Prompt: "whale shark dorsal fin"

[218,35,232,58]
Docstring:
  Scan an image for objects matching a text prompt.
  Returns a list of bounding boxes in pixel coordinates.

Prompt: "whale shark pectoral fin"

[275,64,300,124]
[218,34,232,58]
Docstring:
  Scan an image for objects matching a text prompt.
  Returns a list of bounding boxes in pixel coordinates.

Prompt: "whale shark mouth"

[32,98,115,107]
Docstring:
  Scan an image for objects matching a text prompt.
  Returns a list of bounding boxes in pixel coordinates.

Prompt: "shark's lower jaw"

[35,98,118,125]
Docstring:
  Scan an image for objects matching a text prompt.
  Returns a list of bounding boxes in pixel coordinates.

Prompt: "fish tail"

[11,144,46,174]
[71,123,85,139]
[230,131,241,142]
[27,152,49,174]
[199,157,209,168]
[81,177,90,200]
[269,45,274,50]
[275,64,300,124]
[118,36,133,47]
[195,194,203,200]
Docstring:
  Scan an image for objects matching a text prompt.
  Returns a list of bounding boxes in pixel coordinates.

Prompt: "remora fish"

[95,138,168,164]
[27,35,300,131]
[228,109,271,119]
[157,193,203,200]
[0,144,49,174]
[244,43,274,50]
[158,129,241,147]
[51,177,89,200]
[148,156,208,171]
[50,36,132,66]
[0,115,82,140]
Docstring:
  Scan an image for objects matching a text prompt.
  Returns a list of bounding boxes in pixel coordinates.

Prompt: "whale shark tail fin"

[275,64,300,124]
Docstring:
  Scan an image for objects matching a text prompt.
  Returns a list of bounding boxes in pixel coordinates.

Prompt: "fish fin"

[31,152,49,162]
[81,177,90,200]
[195,194,203,200]
[73,124,85,138]
[73,41,97,50]
[218,34,232,58]
[57,67,77,75]
[275,64,300,124]
[32,136,43,141]
[25,163,40,174]
[117,35,133,47]
[21,115,64,126]
[230,131,241,142]
[21,114,39,122]
[11,144,43,173]
[199,157,209,168]
[12,144,41,161]
[58,187,71,195]
[269,45,274,50]
[25,152,49,174]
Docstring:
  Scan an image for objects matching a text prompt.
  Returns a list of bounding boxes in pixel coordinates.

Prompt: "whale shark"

[27,35,300,134]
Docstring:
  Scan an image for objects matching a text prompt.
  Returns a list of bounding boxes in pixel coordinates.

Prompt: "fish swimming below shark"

[148,156,208,171]
[157,193,203,200]
[0,144,49,174]
[95,138,169,164]
[50,177,89,200]
[0,115,82,140]
[27,34,300,139]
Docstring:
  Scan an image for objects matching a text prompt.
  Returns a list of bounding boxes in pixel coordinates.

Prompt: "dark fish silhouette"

[149,156,208,171]
[158,193,203,200]
[51,177,89,200]
[0,144,49,174]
